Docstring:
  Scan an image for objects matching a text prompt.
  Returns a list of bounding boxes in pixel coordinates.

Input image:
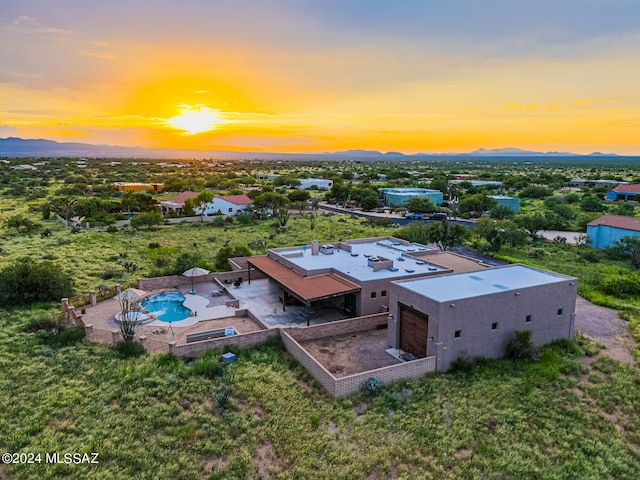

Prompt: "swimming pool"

[141,292,192,322]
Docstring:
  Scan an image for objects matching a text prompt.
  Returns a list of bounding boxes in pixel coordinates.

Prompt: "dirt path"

[574,296,637,365]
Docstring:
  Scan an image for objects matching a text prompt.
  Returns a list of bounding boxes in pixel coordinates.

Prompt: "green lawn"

[1,307,639,479]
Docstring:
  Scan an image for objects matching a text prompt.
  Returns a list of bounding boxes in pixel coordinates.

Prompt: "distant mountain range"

[0,137,622,160]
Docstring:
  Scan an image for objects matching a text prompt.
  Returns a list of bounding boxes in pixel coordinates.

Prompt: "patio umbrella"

[182,267,210,294]
[117,288,147,300]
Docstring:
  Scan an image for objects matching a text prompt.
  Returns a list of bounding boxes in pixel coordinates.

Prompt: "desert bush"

[363,376,382,395]
[505,330,537,360]
[0,257,74,306]
[49,326,86,347]
[114,339,146,358]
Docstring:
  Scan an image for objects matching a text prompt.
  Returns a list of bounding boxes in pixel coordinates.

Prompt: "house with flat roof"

[605,184,640,201]
[448,180,502,188]
[586,214,640,248]
[379,188,443,207]
[195,194,253,216]
[111,182,164,194]
[388,265,577,371]
[299,178,333,190]
[246,237,490,322]
[489,195,520,212]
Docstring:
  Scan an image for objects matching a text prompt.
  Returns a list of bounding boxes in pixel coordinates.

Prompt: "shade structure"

[182,267,210,294]
[117,288,147,301]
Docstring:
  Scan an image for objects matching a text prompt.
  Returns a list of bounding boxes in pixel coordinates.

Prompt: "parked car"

[405,212,424,220]
[430,213,448,221]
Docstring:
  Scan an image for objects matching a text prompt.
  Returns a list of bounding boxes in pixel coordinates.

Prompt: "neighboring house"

[246,237,490,318]
[194,194,253,216]
[299,178,333,190]
[377,173,388,181]
[111,182,164,194]
[605,184,640,201]
[379,188,443,207]
[586,214,640,248]
[388,265,577,371]
[571,178,627,189]
[489,195,520,212]
[159,191,199,216]
[448,180,503,187]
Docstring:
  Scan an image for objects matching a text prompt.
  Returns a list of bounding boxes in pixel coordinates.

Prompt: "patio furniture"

[186,328,234,343]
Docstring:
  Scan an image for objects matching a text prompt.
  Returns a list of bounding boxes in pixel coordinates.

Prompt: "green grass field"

[1,307,639,480]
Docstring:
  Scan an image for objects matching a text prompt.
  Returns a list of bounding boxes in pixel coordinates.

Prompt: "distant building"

[256,173,281,182]
[379,188,443,207]
[448,180,502,188]
[586,214,640,248]
[111,182,164,194]
[159,191,199,216]
[299,178,333,190]
[571,178,627,189]
[489,195,520,212]
[605,184,640,201]
[388,265,577,371]
[195,194,253,216]
[377,173,388,181]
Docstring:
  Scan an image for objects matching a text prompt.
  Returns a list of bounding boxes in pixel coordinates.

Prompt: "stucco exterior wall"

[388,279,577,372]
[587,225,640,249]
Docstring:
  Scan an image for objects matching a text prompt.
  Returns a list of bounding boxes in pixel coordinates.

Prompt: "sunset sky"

[2,1,639,154]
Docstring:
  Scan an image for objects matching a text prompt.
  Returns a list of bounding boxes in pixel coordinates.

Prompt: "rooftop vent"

[469,275,483,281]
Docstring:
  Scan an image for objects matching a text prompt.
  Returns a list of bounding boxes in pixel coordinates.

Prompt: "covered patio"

[247,256,361,326]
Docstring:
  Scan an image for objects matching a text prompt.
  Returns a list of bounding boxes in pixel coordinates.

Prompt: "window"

[381,290,387,297]
[228,207,233,213]
[454,330,461,339]
[370,292,377,299]
[557,308,563,316]
[525,315,532,323]
[491,322,498,330]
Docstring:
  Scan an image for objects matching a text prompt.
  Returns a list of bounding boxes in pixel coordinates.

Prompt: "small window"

[228,207,233,213]
[381,290,387,297]
[525,315,532,323]
[454,330,461,339]
[491,322,498,330]
[557,308,563,316]
[370,292,377,299]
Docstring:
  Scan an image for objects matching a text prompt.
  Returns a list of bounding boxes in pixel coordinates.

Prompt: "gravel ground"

[574,296,636,365]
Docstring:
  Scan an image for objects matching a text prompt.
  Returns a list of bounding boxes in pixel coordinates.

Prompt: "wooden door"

[399,305,428,359]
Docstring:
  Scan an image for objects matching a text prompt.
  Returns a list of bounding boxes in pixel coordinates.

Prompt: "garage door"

[399,305,428,359]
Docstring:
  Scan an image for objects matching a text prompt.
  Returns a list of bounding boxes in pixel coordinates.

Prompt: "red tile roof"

[217,194,253,205]
[587,214,640,232]
[611,184,640,194]
[164,191,199,205]
[248,256,360,302]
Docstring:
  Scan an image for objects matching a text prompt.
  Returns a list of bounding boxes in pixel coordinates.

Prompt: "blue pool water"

[141,292,191,322]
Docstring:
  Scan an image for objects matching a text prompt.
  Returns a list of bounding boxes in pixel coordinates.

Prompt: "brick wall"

[171,330,277,358]
[284,313,389,342]
[280,330,336,396]
[334,356,436,398]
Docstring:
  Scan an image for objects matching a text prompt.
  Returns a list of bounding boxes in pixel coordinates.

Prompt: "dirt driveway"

[574,296,637,365]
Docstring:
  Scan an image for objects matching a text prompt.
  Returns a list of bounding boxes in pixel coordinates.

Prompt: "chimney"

[311,240,319,255]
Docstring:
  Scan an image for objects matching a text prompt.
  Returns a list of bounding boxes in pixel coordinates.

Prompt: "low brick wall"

[280,330,337,396]
[285,313,389,342]
[334,356,436,398]
[170,329,277,358]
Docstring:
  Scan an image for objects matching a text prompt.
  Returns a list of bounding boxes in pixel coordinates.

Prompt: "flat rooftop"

[273,239,446,281]
[396,264,573,302]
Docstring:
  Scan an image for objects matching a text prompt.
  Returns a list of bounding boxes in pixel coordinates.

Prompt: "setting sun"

[166,105,227,135]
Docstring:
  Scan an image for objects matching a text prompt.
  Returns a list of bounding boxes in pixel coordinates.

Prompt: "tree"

[4,214,39,234]
[130,210,163,230]
[476,218,526,252]
[519,185,552,199]
[604,236,640,269]
[253,192,289,217]
[405,196,437,214]
[489,204,515,220]
[580,195,605,212]
[214,246,252,271]
[359,190,379,211]
[287,189,310,203]
[0,257,74,306]
[425,219,470,251]
[458,193,497,216]
[515,214,549,241]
